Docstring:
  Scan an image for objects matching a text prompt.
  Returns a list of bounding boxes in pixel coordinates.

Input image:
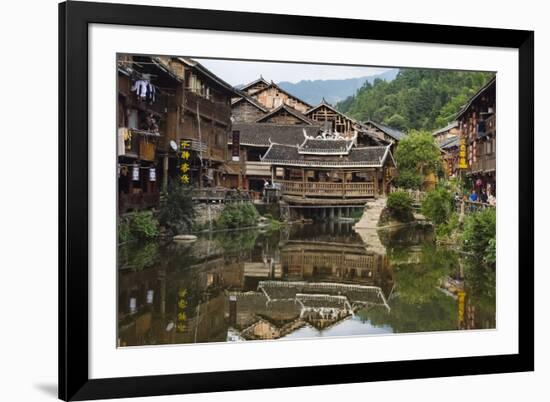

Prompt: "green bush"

[386,191,414,222]
[118,218,132,243]
[461,208,496,263]
[435,212,459,239]
[422,187,455,225]
[394,170,423,190]
[119,211,159,242]
[159,181,195,235]
[216,202,259,229]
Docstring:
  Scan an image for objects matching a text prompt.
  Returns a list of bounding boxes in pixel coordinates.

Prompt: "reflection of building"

[227,280,390,340]
[118,221,396,346]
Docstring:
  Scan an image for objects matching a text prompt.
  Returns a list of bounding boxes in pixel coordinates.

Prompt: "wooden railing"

[191,188,252,203]
[183,91,231,126]
[470,154,496,173]
[456,199,495,214]
[274,180,375,198]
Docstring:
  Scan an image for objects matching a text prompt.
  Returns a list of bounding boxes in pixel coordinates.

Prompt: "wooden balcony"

[183,91,231,126]
[471,154,496,173]
[245,162,271,177]
[275,180,375,198]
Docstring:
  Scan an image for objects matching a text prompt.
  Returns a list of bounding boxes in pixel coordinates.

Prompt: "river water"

[118,221,495,346]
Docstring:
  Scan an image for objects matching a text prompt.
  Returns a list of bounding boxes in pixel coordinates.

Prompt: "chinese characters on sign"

[180,140,190,184]
[458,136,468,169]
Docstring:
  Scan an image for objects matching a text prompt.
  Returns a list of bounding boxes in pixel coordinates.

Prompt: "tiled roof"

[231,91,269,112]
[261,144,392,167]
[440,135,460,149]
[298,138,354,154]
[251,82,313,108]
[256,104,316,125]
[432,121,459,136]
[230,123,320,147]
[239,76,270,93]
[455,76,496,120]
[363,120,406,141]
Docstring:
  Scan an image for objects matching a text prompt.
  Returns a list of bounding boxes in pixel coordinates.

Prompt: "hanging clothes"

[131,79,156,103]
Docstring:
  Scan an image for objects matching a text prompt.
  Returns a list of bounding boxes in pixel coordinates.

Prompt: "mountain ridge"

[276,69,398,106]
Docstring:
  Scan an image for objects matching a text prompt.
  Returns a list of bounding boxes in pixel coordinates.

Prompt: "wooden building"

[439,135,460,178]
[256,103,316,125]
[230,93,268,123]
[260,132,396,207]
[305,99,362,139]
[224,123,321,194]
[117,55,177,213]
[432,121,459,145]
[239,76,270,96]
[238,78,312,113]
[456,77,496,195]
[361,120,405,146]
[151,56,236,188]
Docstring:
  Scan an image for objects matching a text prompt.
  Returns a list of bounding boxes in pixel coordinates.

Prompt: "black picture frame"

[59,1,534,400]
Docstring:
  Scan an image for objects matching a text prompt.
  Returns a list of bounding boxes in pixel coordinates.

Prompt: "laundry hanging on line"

[131,79,156,103]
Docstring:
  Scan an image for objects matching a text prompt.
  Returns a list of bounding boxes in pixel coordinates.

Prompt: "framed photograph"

[59,1,534,400]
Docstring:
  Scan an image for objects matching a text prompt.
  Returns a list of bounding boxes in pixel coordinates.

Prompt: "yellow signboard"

[458,137,468,169]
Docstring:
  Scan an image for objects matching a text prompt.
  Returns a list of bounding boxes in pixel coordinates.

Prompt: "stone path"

[354,197,387,229]
[353,197,387,255]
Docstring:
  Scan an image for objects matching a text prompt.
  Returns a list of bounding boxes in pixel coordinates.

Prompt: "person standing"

[480,189,488,204]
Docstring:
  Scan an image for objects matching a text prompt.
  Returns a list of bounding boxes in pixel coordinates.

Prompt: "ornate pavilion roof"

[298,137,354,155]
[229,123,321,147]
[261,142,394,168]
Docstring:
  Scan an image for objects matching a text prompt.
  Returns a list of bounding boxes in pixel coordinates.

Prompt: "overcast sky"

[195,58,393,86]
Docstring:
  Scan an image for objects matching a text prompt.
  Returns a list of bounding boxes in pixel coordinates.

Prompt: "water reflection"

[118,222,495,346]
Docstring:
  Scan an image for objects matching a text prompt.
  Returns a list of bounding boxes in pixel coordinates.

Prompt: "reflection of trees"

[390,245,459,304]
[359,245,459,332]
[462,257,496,328]
[362,293,457,333]
[214,229,260,258]
[118,241,159,271]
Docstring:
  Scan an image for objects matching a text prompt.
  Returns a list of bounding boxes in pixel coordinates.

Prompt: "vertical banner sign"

[180,140,190,185]
[458,136,468,169]
[232,130,240,162]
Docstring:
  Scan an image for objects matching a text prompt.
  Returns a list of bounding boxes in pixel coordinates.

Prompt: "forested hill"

[336,69,495,132]
[277,69,398,106]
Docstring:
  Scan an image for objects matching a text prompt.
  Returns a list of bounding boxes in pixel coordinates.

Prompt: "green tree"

[159,181,195,235]
[337,69,494,131]
[461,208,496,264]
[422,187,455,225]
[385,191,414,222]
[384,113,407,131]
[394,130,442,190]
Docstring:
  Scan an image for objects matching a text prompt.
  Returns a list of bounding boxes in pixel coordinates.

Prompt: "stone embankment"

[353,198,387,255]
